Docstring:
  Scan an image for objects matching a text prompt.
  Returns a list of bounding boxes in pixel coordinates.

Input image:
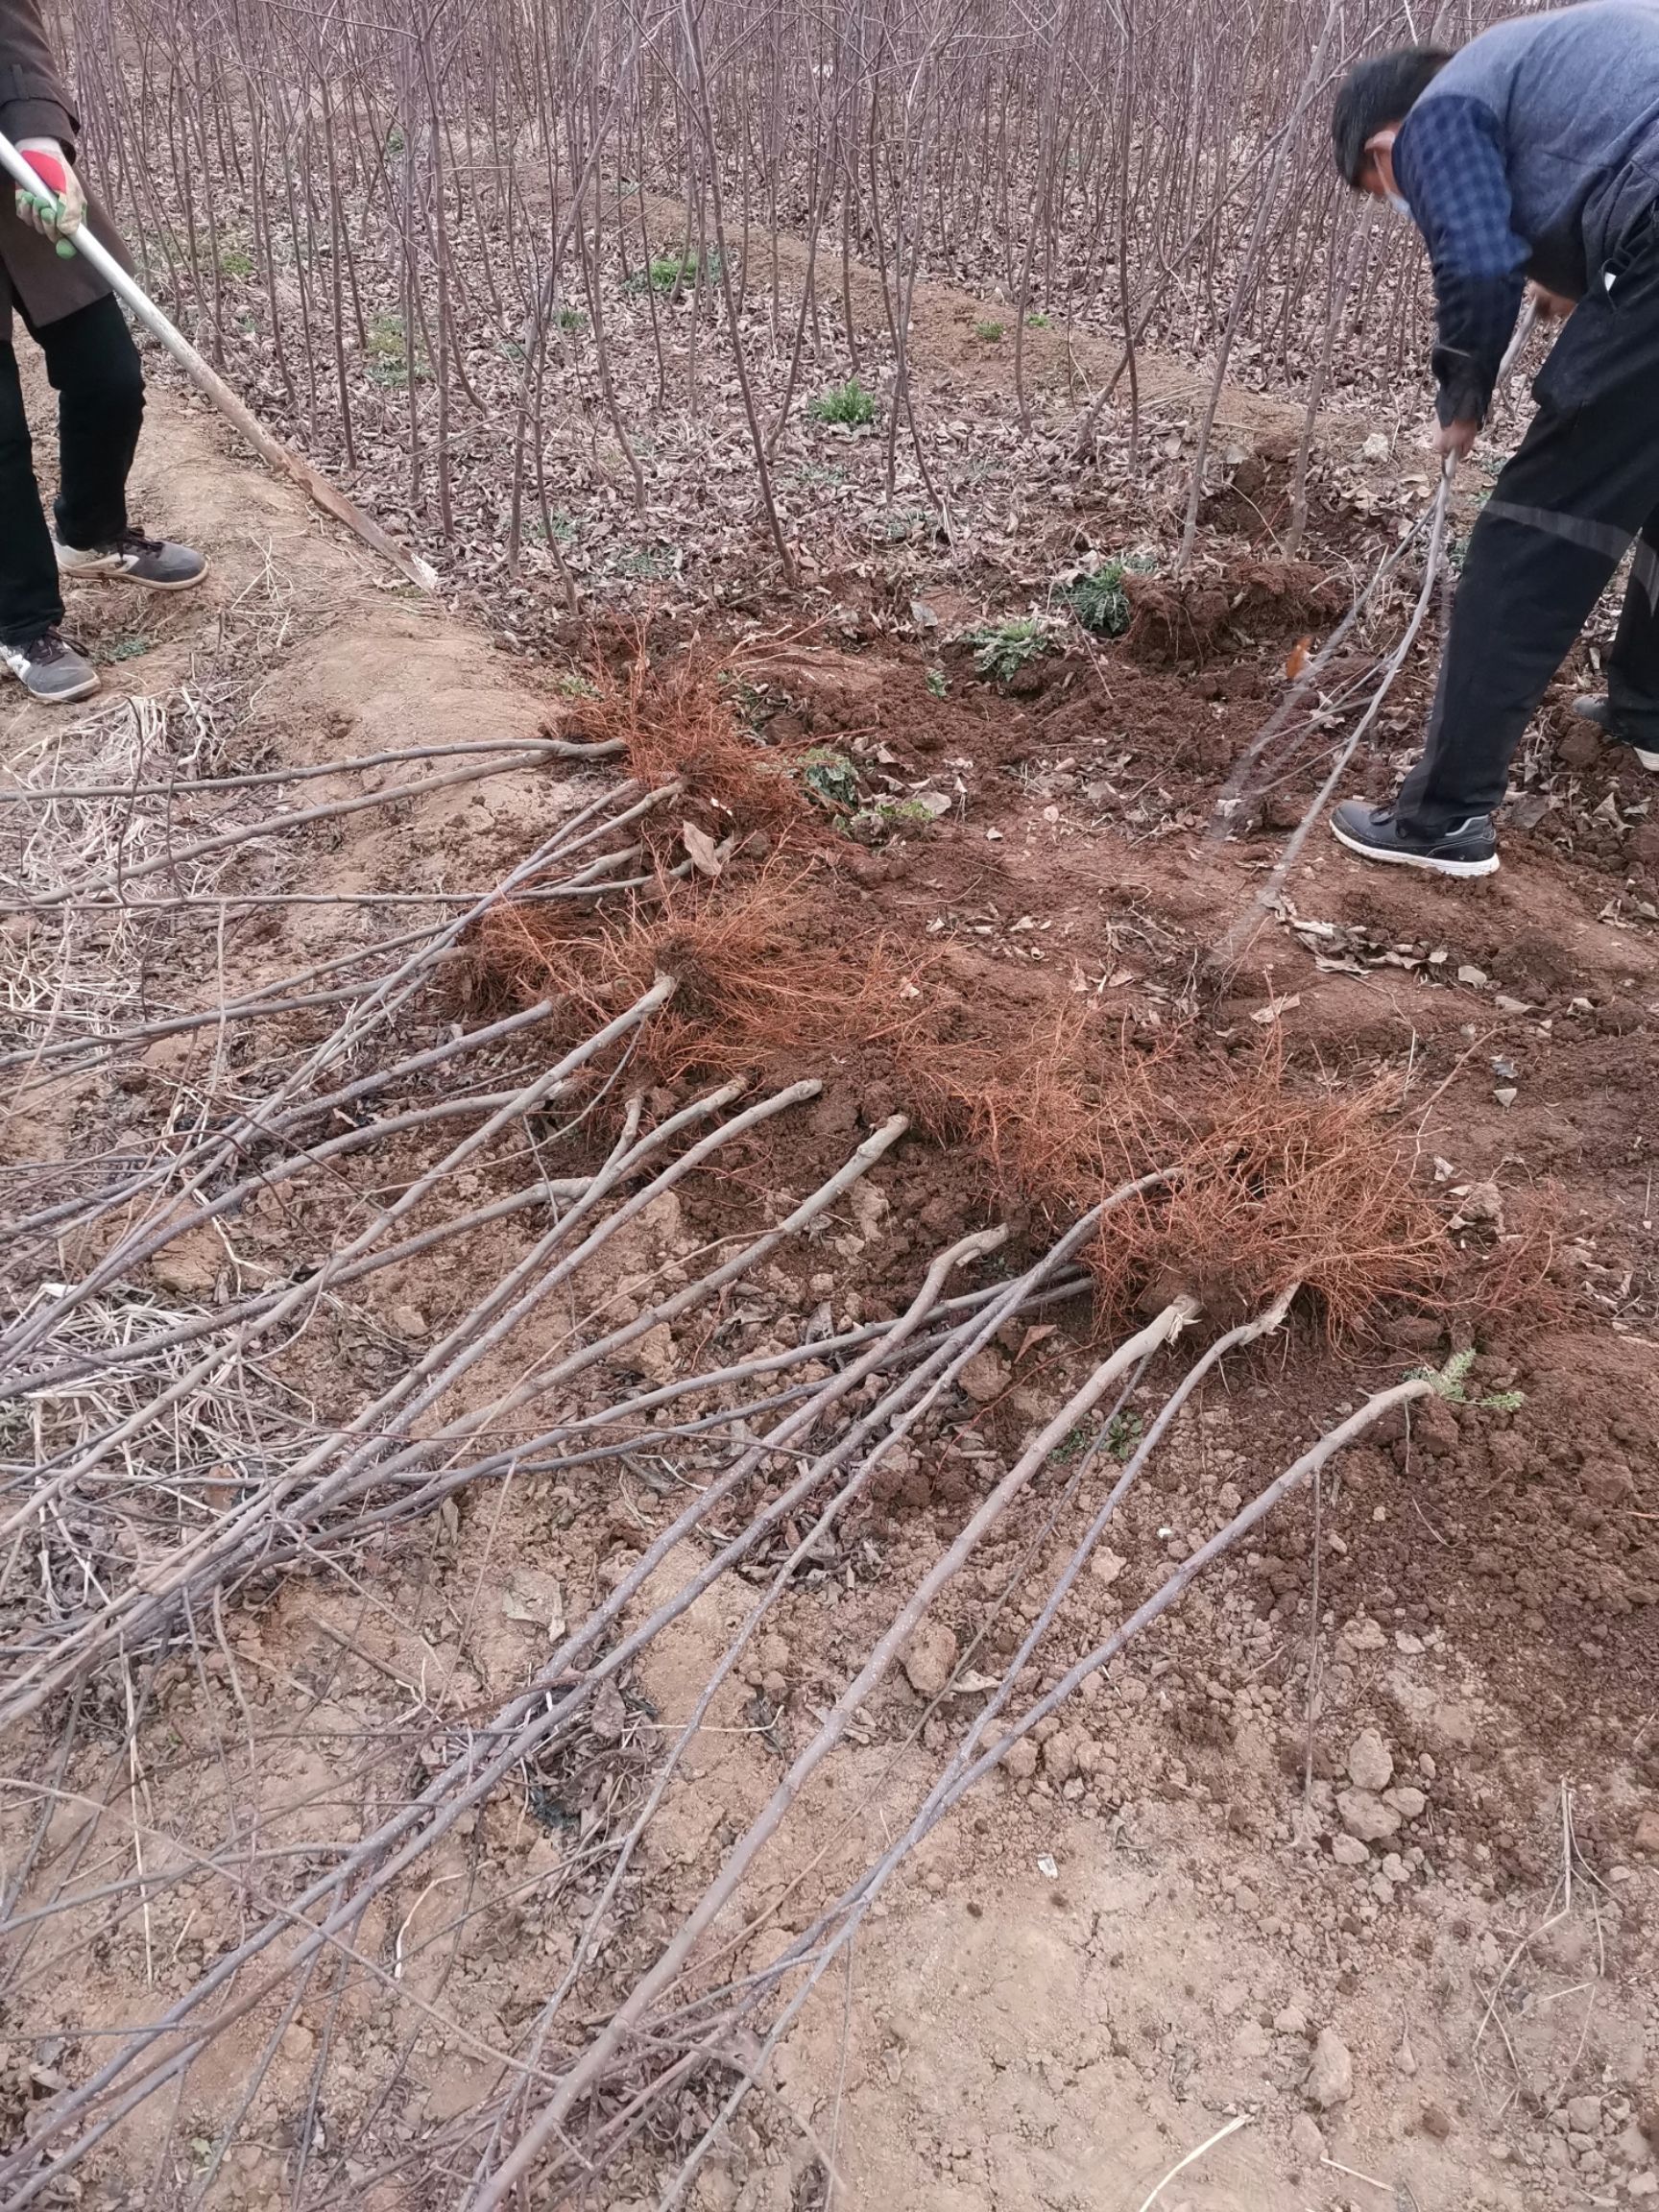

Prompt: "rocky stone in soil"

[1337,1788,1402,1842]
[902,1622,957,1699]
[1346,1728,1393,1792]
[1289,2112,1327,2165]
[1305,2028,1354,2109]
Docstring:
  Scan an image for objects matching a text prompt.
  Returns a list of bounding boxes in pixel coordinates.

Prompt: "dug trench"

[2,380,1658,2211]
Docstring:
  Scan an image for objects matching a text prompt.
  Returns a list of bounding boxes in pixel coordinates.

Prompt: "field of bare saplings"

[3,0,1658,2207]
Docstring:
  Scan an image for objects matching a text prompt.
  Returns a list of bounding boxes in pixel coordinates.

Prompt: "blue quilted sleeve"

[1395,95,1530,424]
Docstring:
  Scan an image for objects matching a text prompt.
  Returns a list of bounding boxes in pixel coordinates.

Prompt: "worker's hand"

[13,140,85,241]
[1431,417,1479,461]
[1527,279,1575,321]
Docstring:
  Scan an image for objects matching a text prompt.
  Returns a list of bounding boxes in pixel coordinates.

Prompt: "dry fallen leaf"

[1285,634,1312,681]
[681,821,722,877]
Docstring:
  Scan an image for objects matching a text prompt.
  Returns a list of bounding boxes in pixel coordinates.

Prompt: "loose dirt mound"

[1125,555,1349,665]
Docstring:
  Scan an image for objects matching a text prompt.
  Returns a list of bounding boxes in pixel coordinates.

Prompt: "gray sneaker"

[1572,693,1659,771]
[55,528,207,591]
[0,628,100,704]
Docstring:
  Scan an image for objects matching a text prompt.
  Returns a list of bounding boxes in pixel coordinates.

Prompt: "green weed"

[1025,311,1051,328]
[797,747,861,812]
[806,376,877,427]
[635,248,723,294]
[974,318,1005,342]
[965,615,1053,685]
[869,797,938,829]
[1105,1409,1144,1462]
[216,244,253,278]
[926,668,948,699]
[1066,555,1155,639]
[1410,1346,1525,1414]
[364,313,427,387]
[614,544,678,580]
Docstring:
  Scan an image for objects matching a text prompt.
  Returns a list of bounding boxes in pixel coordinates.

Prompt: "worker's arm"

[0,0,85,237]
[1394,96,1530,440]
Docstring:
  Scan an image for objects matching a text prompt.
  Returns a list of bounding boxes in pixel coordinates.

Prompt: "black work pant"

[1399,218,1659,835]
[0,293,145,648]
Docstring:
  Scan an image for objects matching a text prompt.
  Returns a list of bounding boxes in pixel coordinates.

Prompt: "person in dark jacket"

[1329,2,1659,878]
[1,0,204,704]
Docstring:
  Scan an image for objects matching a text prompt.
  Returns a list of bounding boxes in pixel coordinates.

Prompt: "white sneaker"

[54,528,207,591]
[0,628,100,703]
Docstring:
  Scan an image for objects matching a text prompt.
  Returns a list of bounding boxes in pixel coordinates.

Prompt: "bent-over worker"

[1330,2,1659,878]
[0,0,204,706]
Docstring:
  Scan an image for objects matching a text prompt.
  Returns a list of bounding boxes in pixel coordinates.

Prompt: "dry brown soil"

[1,340,1657,2212]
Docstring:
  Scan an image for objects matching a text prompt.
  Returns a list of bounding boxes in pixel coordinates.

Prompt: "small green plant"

[216,243,253,278]
[965,615,1053,685]
[364,312,426,387]
[614,544,678,580]
[926,667,948,699]
[1066,555,1155,639]
[1410,1346,1525,1414]
[880,509,931,542]
[554,671,599,699]
[1025,311,1051,328]
[796,747,861,815]
[855,797,939,836]
[1105,1409,1144,1462]
[556,305,588,332]
[637,248,721,294]
[107,634,153,662]
[807,376,876,427]
[974,318,1005,342]
[723,675,781,731]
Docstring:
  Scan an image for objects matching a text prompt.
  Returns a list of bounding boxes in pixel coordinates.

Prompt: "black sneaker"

[55,528,207,592]
[1331,800,1498,878]
[1571,694,1659,771]
[0,627,99,704]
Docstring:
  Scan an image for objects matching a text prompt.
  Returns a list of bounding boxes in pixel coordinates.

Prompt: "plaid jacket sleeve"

[1395,95,1529,426]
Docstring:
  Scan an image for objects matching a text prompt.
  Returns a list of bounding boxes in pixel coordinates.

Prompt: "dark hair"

[1332,46,1454,185]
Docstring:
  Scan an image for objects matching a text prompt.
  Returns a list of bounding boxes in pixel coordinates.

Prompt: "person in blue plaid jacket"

[1327,6,1659,878]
